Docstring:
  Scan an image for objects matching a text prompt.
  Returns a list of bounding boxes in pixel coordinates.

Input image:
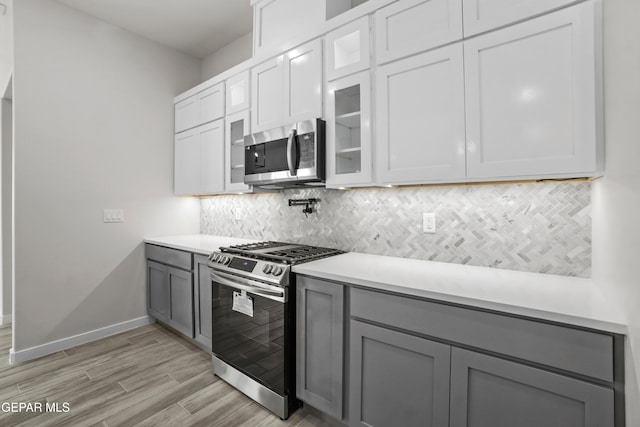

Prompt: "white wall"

[0,98,10,324]
[201,32,252,81]
[11,0,201,351]
[593,0,640,424]
[0,0,13,89]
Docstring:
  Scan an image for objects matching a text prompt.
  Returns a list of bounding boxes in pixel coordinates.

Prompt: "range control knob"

[263,264,273,274]
[222,256,231,265]
[272,266,283,276]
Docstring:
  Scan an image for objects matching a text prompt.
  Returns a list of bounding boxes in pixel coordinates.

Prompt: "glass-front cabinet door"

[326,70,372,188]
[225,110,252,193]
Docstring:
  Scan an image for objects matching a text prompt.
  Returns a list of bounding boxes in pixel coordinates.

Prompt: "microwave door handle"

[287,129,298,176]
[210,271,286,303]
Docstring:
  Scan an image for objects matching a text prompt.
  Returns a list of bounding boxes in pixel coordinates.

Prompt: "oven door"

[210,270,287,395]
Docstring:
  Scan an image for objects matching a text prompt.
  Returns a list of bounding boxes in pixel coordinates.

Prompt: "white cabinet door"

[325,16,371,81]
[375,0,463,65]
[226,70,250,115]
[200,120,225,194]
[376,43,466,185]
[284,39,323,124]
[175,83,225,134]
[462,0,578,36]
[225,110,252,193]
[464,1,602,179]
[174,97,198,134]
[174,120,225,195]
[326,71,373,188]
[253,0,326,57]
[174,129,200,195]
[251,56,284,132]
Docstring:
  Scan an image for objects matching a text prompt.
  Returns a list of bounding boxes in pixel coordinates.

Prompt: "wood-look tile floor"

[0,323,335,427]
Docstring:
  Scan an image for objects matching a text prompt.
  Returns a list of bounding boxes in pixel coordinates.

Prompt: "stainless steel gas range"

[208,241,344,419]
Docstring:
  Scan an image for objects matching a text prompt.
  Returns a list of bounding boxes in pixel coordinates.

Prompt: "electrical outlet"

[233,208,243,221]
[104,209,124,223]
[423,212,436,234]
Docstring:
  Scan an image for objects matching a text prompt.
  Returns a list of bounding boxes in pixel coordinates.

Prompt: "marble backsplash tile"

[200,182,591,277]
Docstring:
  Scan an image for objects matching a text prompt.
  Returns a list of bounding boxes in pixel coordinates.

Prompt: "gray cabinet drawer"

[350,288,614,382]
[145,244,192,270]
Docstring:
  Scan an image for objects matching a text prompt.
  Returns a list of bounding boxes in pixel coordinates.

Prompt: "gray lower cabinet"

[349,320,451,427]
[296,276,345,419]
[194,254,212,348]
[449,348,614,427]
[147,260,170,322]
[146,244,194,338]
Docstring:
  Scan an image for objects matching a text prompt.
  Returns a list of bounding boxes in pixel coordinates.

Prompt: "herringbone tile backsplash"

[201,182,591,277]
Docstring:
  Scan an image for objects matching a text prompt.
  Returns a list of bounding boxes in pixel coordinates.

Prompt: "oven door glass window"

[211,282,286,394]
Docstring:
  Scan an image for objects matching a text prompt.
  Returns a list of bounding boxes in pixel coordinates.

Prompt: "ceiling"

[55,0,253,58]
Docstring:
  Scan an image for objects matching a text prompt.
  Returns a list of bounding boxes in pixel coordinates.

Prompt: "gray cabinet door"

[449,348,614,427]
[296,277,344,419]
[167,266,194,338]
[349,320,451,427]
[194,255,212,348]
[147,260,169,323]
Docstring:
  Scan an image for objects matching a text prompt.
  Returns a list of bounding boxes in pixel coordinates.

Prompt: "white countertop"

[293,252,627,334]
[144,234,258,256]
[144,235,626,334]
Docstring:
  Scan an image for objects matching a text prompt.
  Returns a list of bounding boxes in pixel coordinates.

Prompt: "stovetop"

[222,241,344,265]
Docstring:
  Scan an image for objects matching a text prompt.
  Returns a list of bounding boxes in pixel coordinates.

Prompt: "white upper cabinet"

[251,56,284,132]
[225,70,250,115]
[225,110,252,193]
[252,39,323,131]
[464,1,602,179]
[462,0,578,37]
[375,0,463,65]
[253,0,325,56]
[174,119,225,196]
[284,39,324,124]
[325,16,371,81]
[174,82,225,134]
[376,43,466,185]
[326,70,373,187]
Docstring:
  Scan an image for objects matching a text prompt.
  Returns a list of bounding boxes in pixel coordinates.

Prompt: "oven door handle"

[211,271,286,303]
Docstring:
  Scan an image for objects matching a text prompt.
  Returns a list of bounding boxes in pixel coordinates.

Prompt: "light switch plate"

[104,209,124,223]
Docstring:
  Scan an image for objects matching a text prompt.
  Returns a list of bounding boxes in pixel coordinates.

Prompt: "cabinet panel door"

[168,266,194,338]
[226,70,251,115]
[465,1,601,179]
[450,348,614,427]
[174,129,201,195]
[174,97,198,133]
[198,82,225,124]
[296,277,344,419]
[350,320,450,427]
[199,120,225,194]
[147,261,169,322]
[376,43,466,185]
[325,16,371,81]
[375,0,462,65]
[462,0,578,36]
[252,56,284,132]
[284,39,323,123]
[194,255,211,347]
[225,110,251,193]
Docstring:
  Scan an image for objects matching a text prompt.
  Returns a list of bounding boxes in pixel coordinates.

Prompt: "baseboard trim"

[0,314,11,325]
[9,316,155,364]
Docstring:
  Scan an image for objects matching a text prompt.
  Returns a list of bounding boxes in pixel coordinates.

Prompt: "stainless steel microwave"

[243,119,325,189]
